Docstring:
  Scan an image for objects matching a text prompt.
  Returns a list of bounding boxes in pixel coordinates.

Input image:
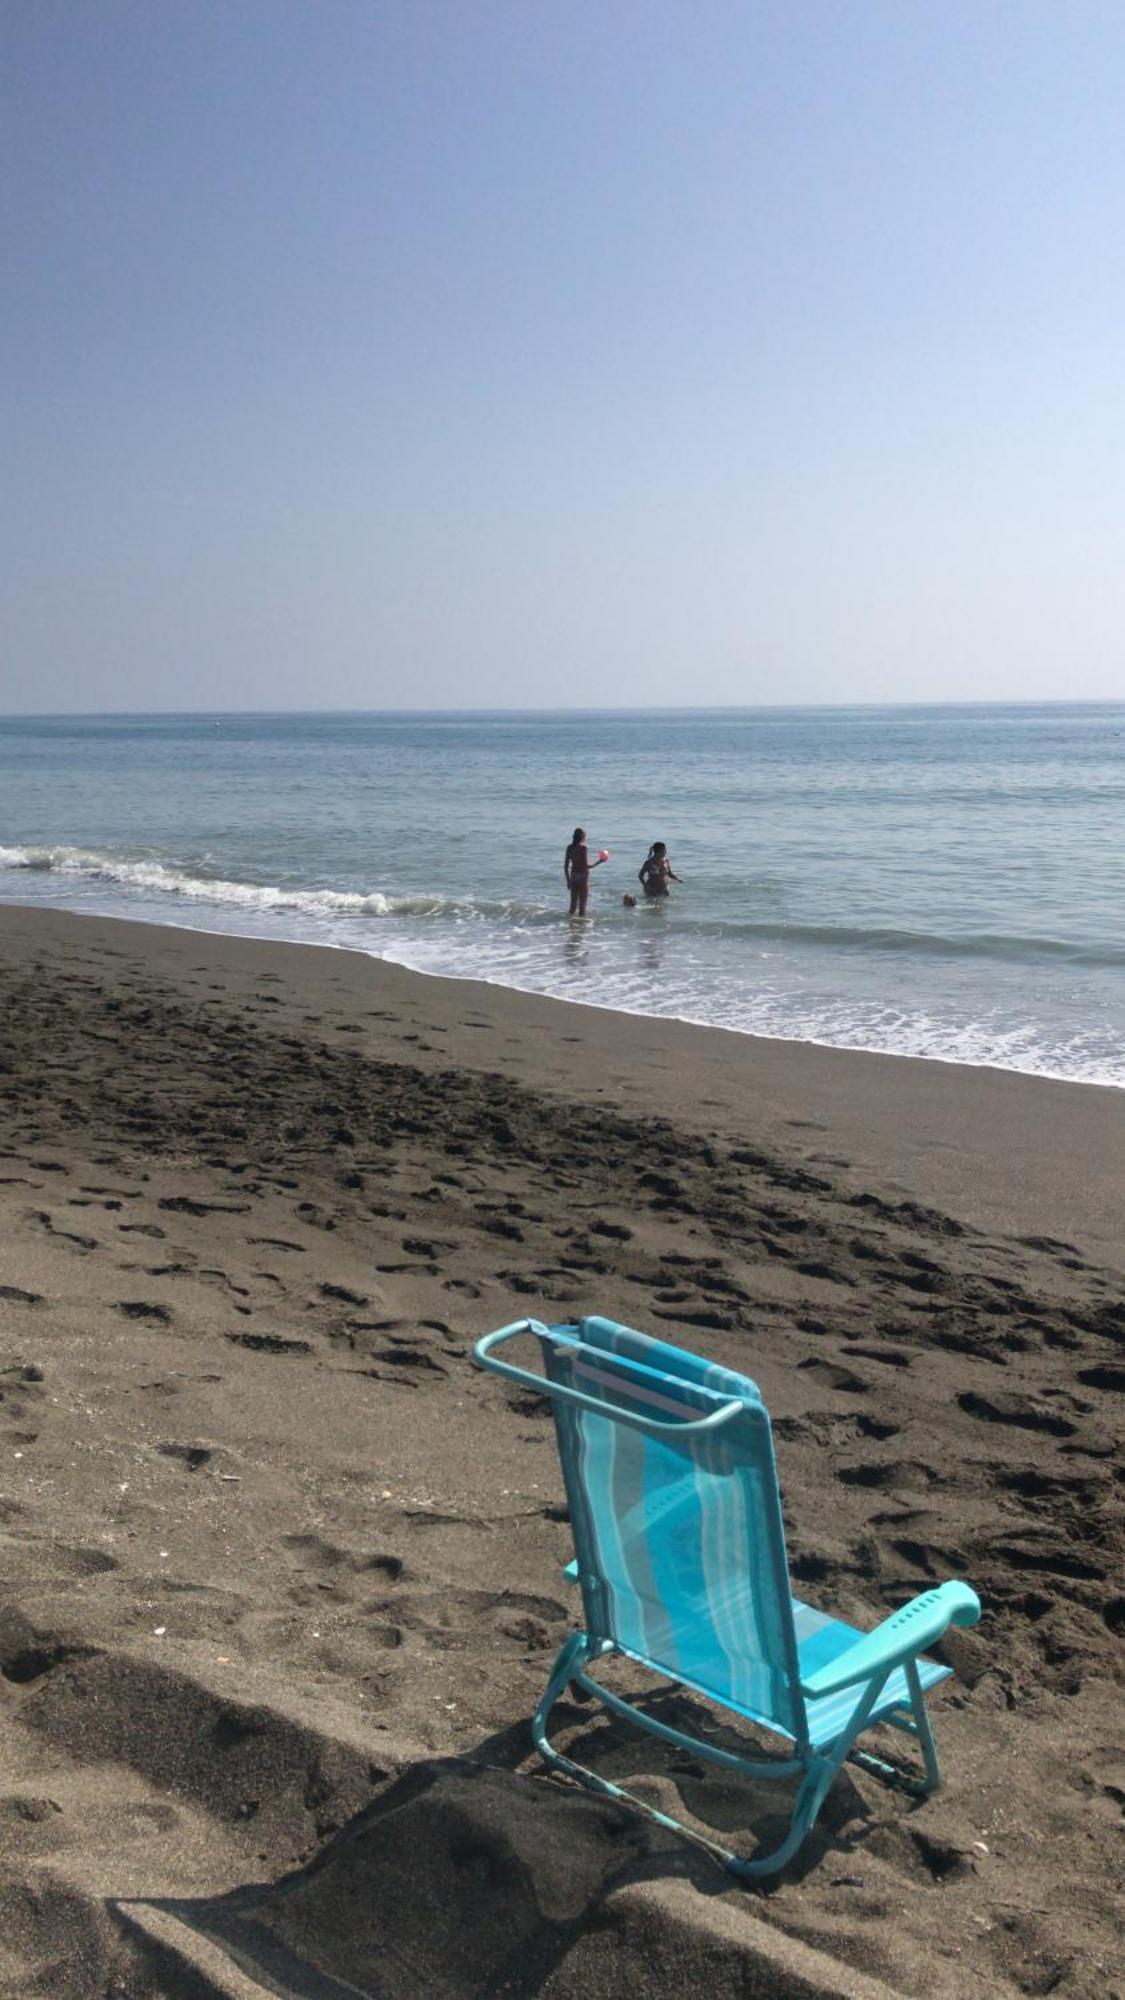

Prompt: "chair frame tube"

[476,1320,746,1438]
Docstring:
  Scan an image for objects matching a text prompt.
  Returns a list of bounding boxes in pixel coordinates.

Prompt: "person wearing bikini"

[638,840,681,899]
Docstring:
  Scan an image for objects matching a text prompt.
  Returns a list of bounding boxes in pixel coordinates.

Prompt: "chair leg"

[725,1756,836,1879]
[533,1631,733,1851]
[532,1630,590,1757]
[734,1668,947,1874]
[734,1668,909,1879]
[905,1659,942,1792]
[848,1664,942,1797]
[532,1633,834,1879]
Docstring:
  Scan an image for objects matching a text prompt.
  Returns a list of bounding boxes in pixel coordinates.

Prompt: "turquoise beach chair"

[474,1315,981,1878]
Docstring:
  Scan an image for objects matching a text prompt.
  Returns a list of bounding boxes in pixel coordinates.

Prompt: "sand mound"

[169,1762,674,1994]
[122,1761,906,2000]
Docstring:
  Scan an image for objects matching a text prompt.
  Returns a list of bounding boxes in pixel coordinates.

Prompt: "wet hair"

[571,827,586,844]
[648,841,667,858]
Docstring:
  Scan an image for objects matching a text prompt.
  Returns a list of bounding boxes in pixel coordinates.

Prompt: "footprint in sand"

[498,1274,544,1299]
[159,1196,252,1217]
[796,1357,870,1394]
[295,1203,337,1231]
[986,1535,1105,1583]
[651,1305,735,1332]
[958,1390,1076,1437]
[839,1460,942,1491]
[849,1237,884,1262]
[480,1217,525,1243]
[795,1258,854,1286]
[0,1625,98,1685]
[139,1371,222,1396]
[897,1269,945,1294]
[157,1442,213,1470]
[997,1466,1100,1505]
[0,1539,119,1583]
[885,1534,967,1582]
[857,1411,900,1439]
[279,1537,407,1611]
[392,1588,567,1652]
[226,1332,311,1356]
[1077,1363,1125,1393]
[30,1211,97,1252]
[319,1282,369,1306]
[788,1549,835,1585]
[362,1623,405,1648]
[282,1534,404,1575]
[0,1363,46,1442]
[354,1339,451,1382]
[196,1269,250,1298]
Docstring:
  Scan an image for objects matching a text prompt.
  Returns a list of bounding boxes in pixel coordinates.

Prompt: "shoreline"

[3,856,1121,1095]
[3,899,1123,1263]
[119,906,1125,1096]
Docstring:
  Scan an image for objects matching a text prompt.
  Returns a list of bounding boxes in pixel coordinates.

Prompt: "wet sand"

[0,903,1121,1998]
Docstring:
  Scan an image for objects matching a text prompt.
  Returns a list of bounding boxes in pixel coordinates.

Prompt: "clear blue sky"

[3,1,1123,711]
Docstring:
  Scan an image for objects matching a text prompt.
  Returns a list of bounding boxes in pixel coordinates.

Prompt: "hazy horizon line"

[2,696,1120,723]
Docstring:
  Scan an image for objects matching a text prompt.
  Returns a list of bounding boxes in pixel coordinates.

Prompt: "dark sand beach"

[0,903,1121,1998]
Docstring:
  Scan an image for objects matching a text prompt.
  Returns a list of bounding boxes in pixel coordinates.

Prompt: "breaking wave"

[0,844,427,919]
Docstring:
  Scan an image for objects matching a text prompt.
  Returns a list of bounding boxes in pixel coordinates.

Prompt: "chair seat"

[794,1599,949,1748]
[612,1597,949,1754]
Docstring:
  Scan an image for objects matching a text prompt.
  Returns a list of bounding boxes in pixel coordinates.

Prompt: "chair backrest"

[538,1317,806,1745]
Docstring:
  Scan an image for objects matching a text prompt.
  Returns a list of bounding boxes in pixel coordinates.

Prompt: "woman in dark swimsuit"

[638,840,681,899]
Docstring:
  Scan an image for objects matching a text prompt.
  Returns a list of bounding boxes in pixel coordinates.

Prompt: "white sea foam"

[0,844,420,918]
[377,933,1125,1088]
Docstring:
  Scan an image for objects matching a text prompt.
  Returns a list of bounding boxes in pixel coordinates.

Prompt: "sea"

[1,705,1122,1089]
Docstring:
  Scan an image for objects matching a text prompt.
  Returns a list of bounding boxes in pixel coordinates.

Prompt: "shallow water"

[2,703,1121,1086]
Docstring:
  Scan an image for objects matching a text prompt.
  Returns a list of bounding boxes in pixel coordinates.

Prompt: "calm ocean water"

[1,706,1122,1088]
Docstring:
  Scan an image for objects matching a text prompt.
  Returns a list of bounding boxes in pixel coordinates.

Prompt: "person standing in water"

[564,827,609,916]
[638,840,681,899]
[564,827,592,916]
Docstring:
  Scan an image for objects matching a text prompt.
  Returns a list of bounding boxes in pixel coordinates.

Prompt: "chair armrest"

[800,1581,981,1699]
